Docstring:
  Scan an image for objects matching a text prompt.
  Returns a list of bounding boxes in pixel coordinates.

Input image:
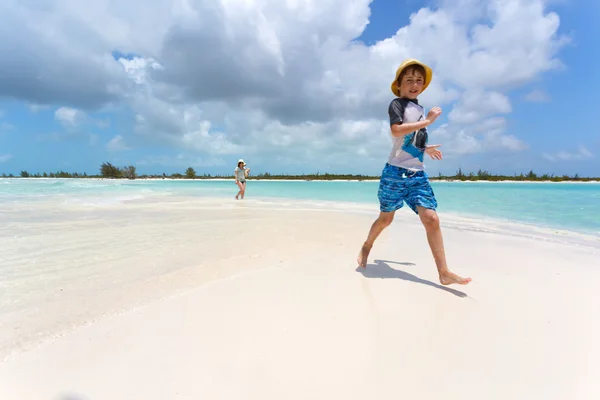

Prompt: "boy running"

[357,59,471,286]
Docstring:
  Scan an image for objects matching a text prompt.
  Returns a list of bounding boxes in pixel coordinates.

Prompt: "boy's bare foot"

[357,243,372,268]
[439,270,472,286]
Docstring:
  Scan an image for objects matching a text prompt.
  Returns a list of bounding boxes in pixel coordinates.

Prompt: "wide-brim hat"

[391,58,433,97]
[238,159,246,165]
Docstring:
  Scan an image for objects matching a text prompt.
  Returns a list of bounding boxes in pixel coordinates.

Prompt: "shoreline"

[221,195,600,245]
[3,177,600,183]
[2,187,599,241]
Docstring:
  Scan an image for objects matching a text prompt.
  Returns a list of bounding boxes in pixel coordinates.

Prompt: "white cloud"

[137,154,228,169]
[543,146,594,162]
[118,57,163,85]
[107,135,130,152]
[117,0,562,165]
[28,104,51,113]
[0,154,12,163]
[489,131,529,152]
[432,111,528,156]
[472,117,508,134]
[0,0,569,171]
[524,89,551,102]
[54,107,85,127]
[53,106,108,136]
[449,90,512,124]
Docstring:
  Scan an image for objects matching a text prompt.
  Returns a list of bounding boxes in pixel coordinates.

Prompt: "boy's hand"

[425,144,443,160]
[426,107,442,124]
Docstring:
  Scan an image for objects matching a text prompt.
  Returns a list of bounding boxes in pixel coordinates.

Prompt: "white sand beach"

[1,196,599,399]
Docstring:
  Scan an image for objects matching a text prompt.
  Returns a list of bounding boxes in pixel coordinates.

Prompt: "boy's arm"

[389,101,441,137]
[391,120,431,137]
[388,99,432,138]
[425,144,443,160]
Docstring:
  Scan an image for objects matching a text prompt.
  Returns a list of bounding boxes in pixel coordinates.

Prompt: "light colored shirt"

[387,98,428,171]
[234,167,247,181]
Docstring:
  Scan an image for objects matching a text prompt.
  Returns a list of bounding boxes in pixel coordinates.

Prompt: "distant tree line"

[433,168,599,182]
[2,164,599,182]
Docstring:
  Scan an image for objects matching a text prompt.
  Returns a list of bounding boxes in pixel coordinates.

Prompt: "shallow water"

[1,178,599,235]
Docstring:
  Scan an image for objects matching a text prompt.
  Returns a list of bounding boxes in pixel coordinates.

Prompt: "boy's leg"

[357,211,395,268]
[358,163,406,268]
[403,173,471,285]
[417,206,471,285]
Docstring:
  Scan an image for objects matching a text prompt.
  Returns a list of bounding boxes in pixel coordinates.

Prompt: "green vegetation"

[16,170,87,178]
[185,167,196,179]
[2,164,599,182]
[433,168,598,182]
[99,162,136,179]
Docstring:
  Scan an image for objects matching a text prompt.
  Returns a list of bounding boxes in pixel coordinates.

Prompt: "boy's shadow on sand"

[356,259,467,298]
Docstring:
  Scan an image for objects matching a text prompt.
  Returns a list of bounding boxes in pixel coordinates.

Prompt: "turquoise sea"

[1,178,599,236]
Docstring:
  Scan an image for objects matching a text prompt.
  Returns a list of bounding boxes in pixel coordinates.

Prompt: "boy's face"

[397,67,425,99]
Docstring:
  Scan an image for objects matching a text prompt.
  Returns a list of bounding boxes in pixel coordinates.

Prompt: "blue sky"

[0,0,598,177]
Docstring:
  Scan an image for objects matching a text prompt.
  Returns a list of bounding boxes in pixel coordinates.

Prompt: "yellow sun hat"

[390,58,433,97]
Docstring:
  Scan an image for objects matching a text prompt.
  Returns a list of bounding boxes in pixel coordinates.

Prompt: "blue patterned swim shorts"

[377,163,438,214]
